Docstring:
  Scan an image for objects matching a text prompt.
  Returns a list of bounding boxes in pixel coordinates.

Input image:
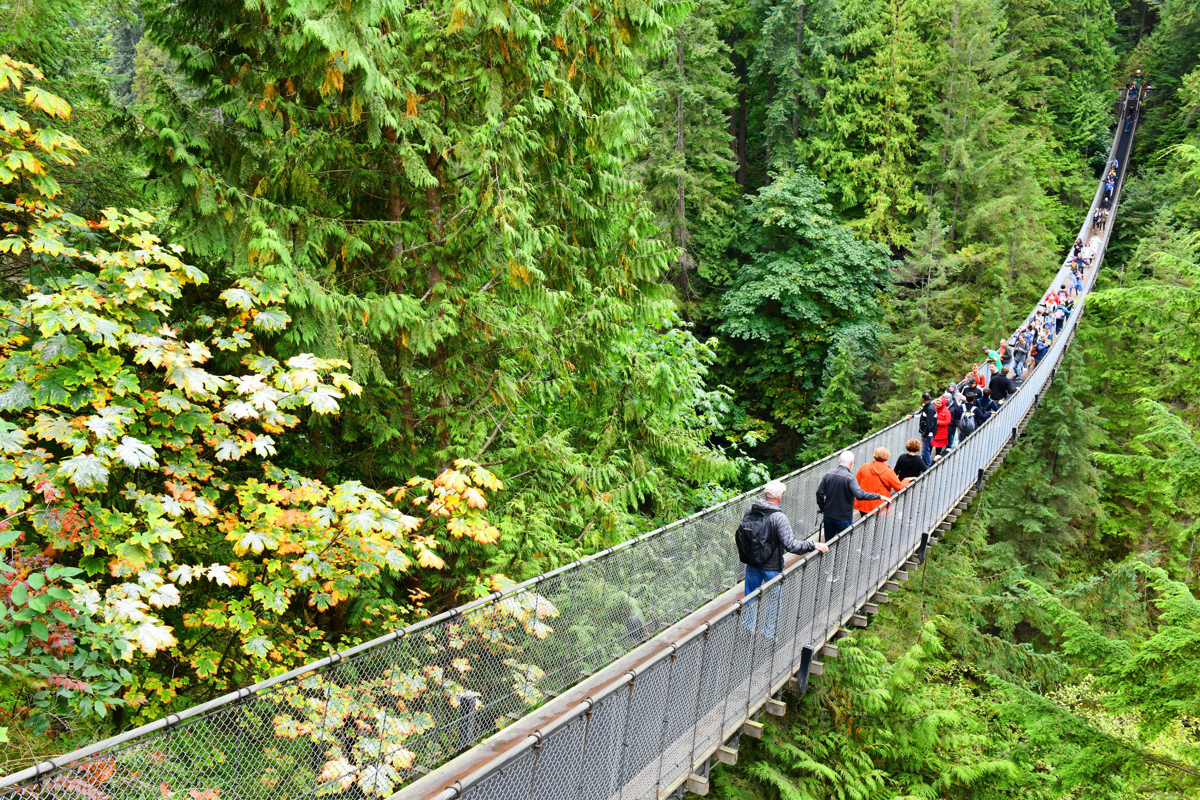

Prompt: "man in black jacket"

[918,392,936,467]
[815,451,885,544]
[988,367,1016,402]
[737,480,829,635]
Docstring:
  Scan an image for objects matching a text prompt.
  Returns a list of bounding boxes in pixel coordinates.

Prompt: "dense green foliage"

[2,0,1199,794]
[709,9,1200,794]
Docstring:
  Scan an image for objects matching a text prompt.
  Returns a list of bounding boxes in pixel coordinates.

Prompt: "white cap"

[763,480,787,499]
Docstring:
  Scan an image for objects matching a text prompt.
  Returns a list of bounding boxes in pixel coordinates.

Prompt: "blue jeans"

[824,517,852,544]
[921,435,933,467]
[743,565,782,637]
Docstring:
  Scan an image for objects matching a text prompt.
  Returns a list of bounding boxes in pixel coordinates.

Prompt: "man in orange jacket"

[854,447,911,518]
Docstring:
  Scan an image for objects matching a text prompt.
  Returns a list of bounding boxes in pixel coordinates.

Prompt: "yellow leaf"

[24,86,71,119]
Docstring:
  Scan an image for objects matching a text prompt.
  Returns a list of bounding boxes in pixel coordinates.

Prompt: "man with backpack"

[957,397,979,439]
[816,451,886,544]
[736,480,829,634]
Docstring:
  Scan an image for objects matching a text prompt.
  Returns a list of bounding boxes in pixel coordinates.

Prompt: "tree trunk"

[792,2,806,141]
[950,42,974,243]
[675,37,689,296]
[737,87,748,186]
[425,152,451,458]
[765,75,775,184]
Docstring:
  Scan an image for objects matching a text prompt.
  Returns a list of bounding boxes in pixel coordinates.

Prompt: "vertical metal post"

[794,646,814,696]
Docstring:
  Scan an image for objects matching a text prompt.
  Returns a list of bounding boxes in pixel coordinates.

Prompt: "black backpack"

[958,407,977,435]
[735,507,781,566]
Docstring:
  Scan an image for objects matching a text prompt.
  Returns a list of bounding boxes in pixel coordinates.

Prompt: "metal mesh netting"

[1,94,1138,800]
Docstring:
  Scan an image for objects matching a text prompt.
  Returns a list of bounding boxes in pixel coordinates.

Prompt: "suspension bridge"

[0,90,1142,800]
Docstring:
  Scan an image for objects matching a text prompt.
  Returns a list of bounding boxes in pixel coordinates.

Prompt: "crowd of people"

[732,82,1133,636]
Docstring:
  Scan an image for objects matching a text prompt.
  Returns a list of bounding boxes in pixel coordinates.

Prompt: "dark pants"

[824,517,852,544]
[921,435,933,467]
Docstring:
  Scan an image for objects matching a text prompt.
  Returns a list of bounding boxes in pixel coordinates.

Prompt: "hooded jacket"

[816,465,882,521]
[932,398,952,448]
[738,499,817,572]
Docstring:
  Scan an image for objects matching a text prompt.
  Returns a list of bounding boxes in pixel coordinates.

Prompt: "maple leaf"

[463,487,488,509]
[415,547,445,570]
[165,481,195,502]
[318,758,355,791]
[115,436,158,469]
[472,524,501,545]
[435,470,469,494]
[205,564,235,586]
[232,530,278,555]
[303,385,343,414]
[251,434,276,456]
[221,400,258,419]
[220,287,255,310]
[214,439,242,461]
[59,454,109,489]
[243,636,271,657]
[133,621,177,654]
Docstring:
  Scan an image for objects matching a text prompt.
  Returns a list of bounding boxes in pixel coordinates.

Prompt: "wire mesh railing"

[0,93,1138,800]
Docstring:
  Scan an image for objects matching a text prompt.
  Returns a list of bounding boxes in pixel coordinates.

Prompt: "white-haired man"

[815,451,885,543]
[735,480,829,614]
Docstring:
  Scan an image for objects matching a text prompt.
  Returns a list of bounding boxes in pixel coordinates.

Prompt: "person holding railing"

[854,448,910,521]
[918,392,937,466]
[816,451,885,543]
[736,481,828,635]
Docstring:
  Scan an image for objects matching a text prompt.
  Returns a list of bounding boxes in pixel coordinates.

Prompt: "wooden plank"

[895,570,909,582]
[810,660,824,676]
[863,603,879,615]
[884,580,900,591]
[872,592,888,603]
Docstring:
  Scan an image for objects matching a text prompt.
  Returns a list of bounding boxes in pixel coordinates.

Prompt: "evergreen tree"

[132,0,734,585]
[987,347,1104,576]
[797,0,930,244]
[639,0,739,302]
[801,336,868,459]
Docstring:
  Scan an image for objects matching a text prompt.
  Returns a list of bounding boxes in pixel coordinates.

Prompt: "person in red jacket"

[931,397,952,458]
[855,448,911,518]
